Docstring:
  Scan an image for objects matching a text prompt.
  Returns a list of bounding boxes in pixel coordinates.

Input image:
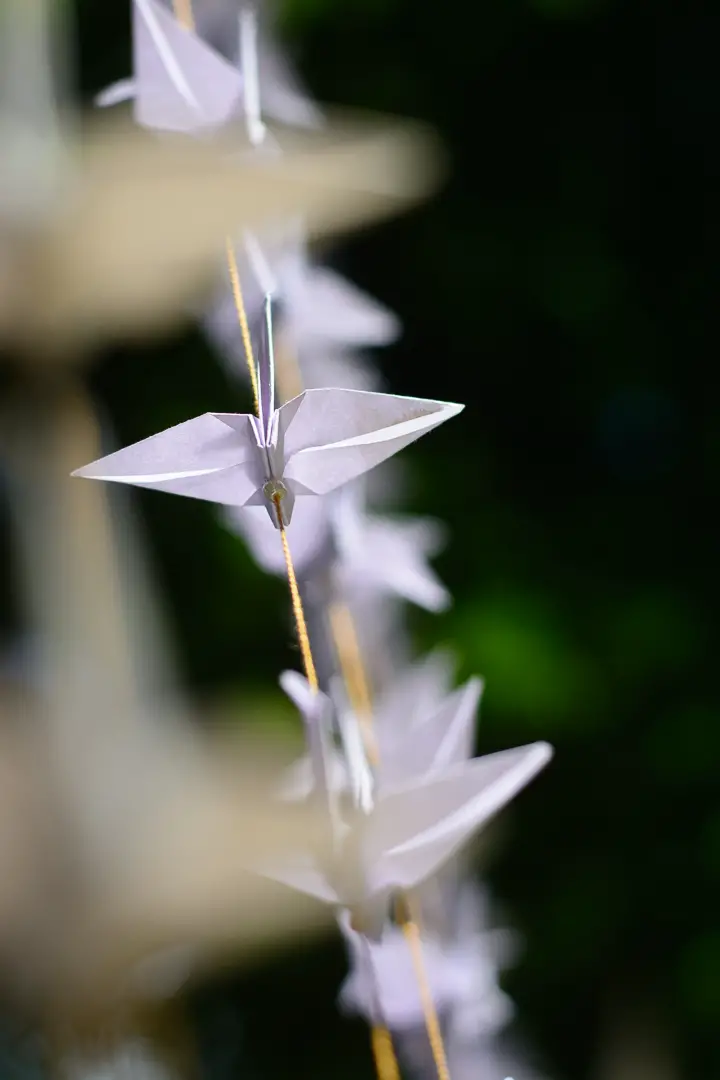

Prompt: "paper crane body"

[375,677,483,785]
[207,227,395,389]
[329,483,451,612]
[190,0,322,129]
[252,732,552,939]
[279,671,482,803]
[72,299,463,528]
[338,916,477,1030]
[223,474,448,603]
[230,234,400,350]
[97,0,320,134]
[225,497,333,576]
[443,885,518,1043]
[97,0,243,132]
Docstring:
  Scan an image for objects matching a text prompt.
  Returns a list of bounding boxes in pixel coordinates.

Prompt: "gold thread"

[225,239,260,415]
[399,898,452,1080]
[276,496,319,693]
[327,601,379,765]
[326,605,452,1080]
[370,1025,401,1080]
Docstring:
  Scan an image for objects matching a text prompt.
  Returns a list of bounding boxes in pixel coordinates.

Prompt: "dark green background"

[3,0,719,1077]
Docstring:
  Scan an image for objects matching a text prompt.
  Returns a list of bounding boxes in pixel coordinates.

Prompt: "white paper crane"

[251,727,552,940]
[72,298,463,528]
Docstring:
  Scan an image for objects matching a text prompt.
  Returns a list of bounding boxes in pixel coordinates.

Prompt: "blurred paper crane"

[97,0,322,134]
[180,0,322,128]
[0,383,341,1032]
[0,0,442,359]
[0,111,441,359]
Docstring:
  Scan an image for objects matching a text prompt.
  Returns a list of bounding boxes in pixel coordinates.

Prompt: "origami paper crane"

[277,670,345,839]
[219,227,399,348]
[120,0,243,132]
[374,676,483,785]
[189,0,322,129]
[225,496,333,575]
[278,673,481,814]
[206,222,394,389]
[250,739,553,940]
[208,269,393,390]
[223,468,446,607]
[369,648,457,730]
[72,297,463,528]
[276,247,400,350]
[338,914,477,1030]
[329,482,451,613]
[444,885,518,1043]
[97,0,320,135]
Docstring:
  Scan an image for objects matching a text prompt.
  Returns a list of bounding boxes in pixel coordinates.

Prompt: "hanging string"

[370,1022,402,1080]
[327,600,379,765]
[359,919,403,1080]
[330,617,450,1080]
[225,237,260,415]
[275,495,319,692]
[166,6,432,1078]
[170,2,316,695]
[397,896,452,1080]
[329,614,451,1080]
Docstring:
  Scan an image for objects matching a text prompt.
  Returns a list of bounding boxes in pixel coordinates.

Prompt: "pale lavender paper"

[375,677,483,787]
[277,661,476,802]
[96,0,244,132]
[272,246,400,350]
[72,389,464,528]
[249,743,553,932]
[187,0,323,128]
[331,483,451,613]
[206,238,396,386]
[224,496,333,575]
[338,916,476,1030]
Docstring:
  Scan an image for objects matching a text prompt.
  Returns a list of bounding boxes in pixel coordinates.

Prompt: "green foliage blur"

[2,0,717,1078]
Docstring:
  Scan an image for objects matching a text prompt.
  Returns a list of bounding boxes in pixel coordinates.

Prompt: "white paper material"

[280,676,482,803]
[376,677,483,787]
[207,230,395,387]
[170,0,323,128]
[331,483,450,612]
[273,245,400,349]
[250,743,552,928]
[369,744,553,892]
[72,389,464,528]
[338,916,476,1029]
[130,0,243,132]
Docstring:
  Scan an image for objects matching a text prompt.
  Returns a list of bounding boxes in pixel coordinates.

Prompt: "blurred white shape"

[331,482,451,613]
[338,916,476,1029]
[61,1039,176,1080]
[0,111,441,357]
[106,0,244,133]
[186,0,322,128]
